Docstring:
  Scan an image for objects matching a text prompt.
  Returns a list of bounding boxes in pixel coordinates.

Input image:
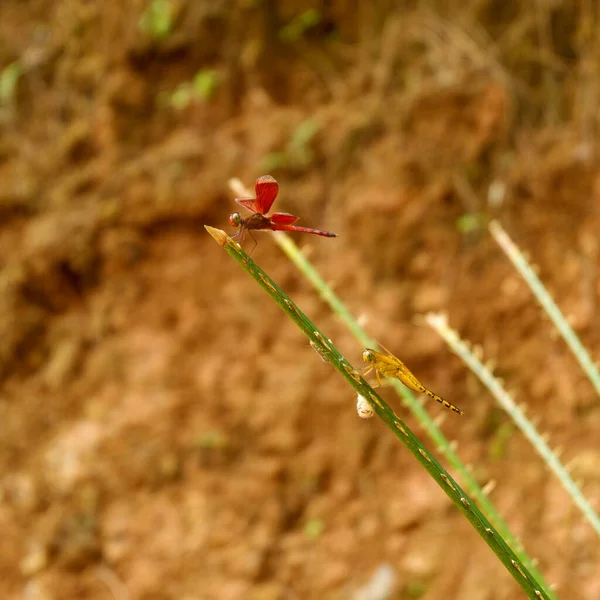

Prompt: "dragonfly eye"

[362,349,375,364]
[229,212,242,227]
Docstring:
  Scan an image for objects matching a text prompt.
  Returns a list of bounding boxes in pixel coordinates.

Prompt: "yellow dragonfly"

[362,345,464,415]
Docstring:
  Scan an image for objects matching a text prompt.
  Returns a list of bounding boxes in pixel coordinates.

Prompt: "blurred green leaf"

[194,431,229,450]
[168,70,220,110]
[405,580,427,598]
[456,213,484,234]
[288,118,321,166]
[304,518,324,540]
[259,118,322,172]
[169,84,193,110]
[0,61,23,103]
[192,69,219,101]
[279,9,321,42]
[260,152,288,172]
[488,422,515,460]
[139,0,173,40]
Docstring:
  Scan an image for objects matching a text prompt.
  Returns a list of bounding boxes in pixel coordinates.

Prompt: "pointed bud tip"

[205,225,228,246]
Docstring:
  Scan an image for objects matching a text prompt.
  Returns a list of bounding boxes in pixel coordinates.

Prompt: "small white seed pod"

[356,394,374,419]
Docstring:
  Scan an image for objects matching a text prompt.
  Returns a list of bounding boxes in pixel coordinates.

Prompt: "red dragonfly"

[229,175,337,248]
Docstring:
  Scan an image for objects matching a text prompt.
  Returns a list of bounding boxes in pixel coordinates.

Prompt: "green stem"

[273,231,555,598]
[490,220,600,401]
[206,225,555,600]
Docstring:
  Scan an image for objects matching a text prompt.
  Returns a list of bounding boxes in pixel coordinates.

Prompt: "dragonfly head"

[229,212,243,228]
[362,349,377,365]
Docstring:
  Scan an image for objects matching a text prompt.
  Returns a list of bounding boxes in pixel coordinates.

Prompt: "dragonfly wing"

[254,175,279,214]
[269,212,299,225]
[235,198,259,213]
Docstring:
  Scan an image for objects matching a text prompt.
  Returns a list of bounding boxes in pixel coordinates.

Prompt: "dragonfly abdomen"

[423,388,463,415]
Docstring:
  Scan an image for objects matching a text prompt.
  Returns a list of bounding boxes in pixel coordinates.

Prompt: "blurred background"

[1,1,600,598]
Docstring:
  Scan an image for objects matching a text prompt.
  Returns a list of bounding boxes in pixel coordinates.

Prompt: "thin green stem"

[490,220,600,401]
[427,311,600,536]
[207,225,554,600]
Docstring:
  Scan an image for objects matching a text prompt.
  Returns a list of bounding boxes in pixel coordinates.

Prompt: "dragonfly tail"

[425,389,464,415]
[275,224,337,238]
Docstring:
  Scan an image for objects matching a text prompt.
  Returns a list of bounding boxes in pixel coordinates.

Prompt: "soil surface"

[1,2,600,599]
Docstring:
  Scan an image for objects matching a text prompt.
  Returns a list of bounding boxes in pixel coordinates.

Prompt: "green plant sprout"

[488,422,515,460]
[139,0,173,40]
[192,70,220,101]
[168,70,220,110]
[456,212,484,234]
[194,431,229,450]
[206,224,554,600]
[304,518,325,540]
[405,580,427,598]
[279,9,322,42]
[260,118,322,172]
[0,61,23,104]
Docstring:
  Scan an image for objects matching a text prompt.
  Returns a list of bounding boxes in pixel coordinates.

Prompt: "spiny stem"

[427,311,600,537]
[206,225,555,600]
[490,220,600,401]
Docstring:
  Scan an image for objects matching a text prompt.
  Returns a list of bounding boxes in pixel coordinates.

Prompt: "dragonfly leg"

[361,365,374,380]
[247,230,258,256]
[362,365,381,388]
[232,226,246,243]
